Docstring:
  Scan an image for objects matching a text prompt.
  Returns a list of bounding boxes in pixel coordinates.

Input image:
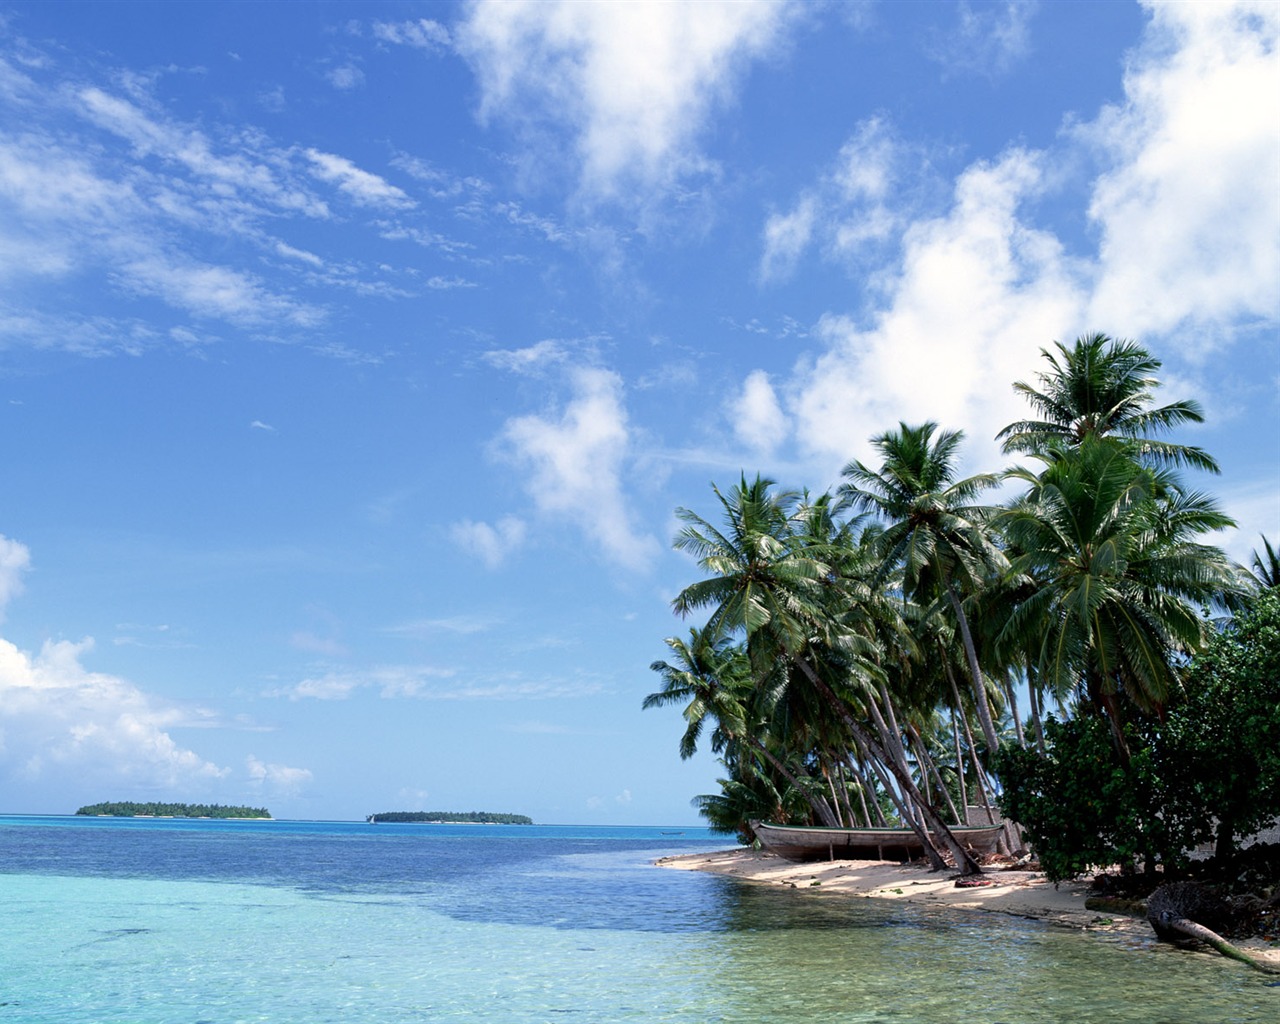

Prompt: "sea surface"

[0,815,1274,1023]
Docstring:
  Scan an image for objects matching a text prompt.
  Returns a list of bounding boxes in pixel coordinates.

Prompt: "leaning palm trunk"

[796,659,983,875]
[910,726,963,825]
[741,733,841,828]
[946,583,1001,754]
[950,708,970,819]
[946,664,998,826]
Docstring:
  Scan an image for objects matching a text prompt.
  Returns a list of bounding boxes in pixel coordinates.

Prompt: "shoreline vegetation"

[644,334,1280,961]
[657,848,1280,970]
[366,811,534,825]
[75,802,271,819]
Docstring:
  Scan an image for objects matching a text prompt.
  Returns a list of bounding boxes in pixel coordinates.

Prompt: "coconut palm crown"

[997,332,1219,473]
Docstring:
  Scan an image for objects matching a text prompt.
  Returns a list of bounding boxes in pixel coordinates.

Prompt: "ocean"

[0,815,1274,1023]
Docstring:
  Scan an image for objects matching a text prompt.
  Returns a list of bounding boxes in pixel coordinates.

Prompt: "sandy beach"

[657,847,1280,969]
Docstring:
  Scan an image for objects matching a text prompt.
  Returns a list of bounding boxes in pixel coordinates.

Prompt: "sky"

[0,1,1276,825]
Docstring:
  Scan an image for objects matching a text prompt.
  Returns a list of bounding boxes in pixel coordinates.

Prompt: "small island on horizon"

[76,801,271,819]
[367,811,533,825]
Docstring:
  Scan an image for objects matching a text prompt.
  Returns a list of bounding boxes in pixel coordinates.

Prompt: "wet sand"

[657,847,1280,968]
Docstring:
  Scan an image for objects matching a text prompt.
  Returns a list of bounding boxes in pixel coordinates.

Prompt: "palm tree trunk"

[796,658,983,874]
[741,733,841,828]
[911,726,963,825]
[946,582,1001,754]
[1003,670,1025,748]
[949,707,970,823]
[946,665,997,827]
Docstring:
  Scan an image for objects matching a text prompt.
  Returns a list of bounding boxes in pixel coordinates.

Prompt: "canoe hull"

[752,821,1006,863]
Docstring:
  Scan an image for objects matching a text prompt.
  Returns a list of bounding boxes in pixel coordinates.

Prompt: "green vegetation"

[76,801,270,818]
[646,333,1267,885]
[367,811,534,825]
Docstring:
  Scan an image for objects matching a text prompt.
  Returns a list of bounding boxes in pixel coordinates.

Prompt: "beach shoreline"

[657,847,1280,968]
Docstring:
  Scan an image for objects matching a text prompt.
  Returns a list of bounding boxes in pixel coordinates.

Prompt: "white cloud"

[373,19,452,52]
[759,195,816,282]
[271,665,600,702]
[729,369,788,456]
[762,1,1276,479]
[481,339,569,374]
[452,516,527,569]
[927,1,1036,79]
[456,0,794,201]
[500,365,660,570]
[305,148,415,210]
[326,65,365,90]
[0,534,31,620]
[788,150,1084,474]
[246,754,313,793]
[1084,1,1280,348]
[0,634,229,789]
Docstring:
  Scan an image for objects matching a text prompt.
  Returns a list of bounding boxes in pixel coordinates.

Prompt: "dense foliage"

[76,802,270,818]
[367,811,534,824]
[646,333,1263,878]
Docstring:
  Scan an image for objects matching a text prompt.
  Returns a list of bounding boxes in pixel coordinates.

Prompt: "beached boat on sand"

[752,821,1006,862]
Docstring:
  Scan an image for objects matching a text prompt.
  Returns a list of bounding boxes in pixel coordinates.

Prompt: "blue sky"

[0,1,1276,824]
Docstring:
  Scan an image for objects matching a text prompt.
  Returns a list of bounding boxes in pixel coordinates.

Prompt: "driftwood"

[1147,881,1279,975]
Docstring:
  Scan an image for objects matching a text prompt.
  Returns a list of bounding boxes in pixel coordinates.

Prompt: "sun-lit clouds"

[0,633,229,789]
[270,665,602,702]
[246,754,313,793]
[498,365,660,571]
[76,86,327,217]
[373,18,452,53]
[926,0,1037,79]
[788,149,1084,474]
[729,369,789,457]
[759,117,911,282]
[758,1,1275,482]
[304,149,415,210]
[1083,1,1280,349]
[0,535,31,620]
[451,516,527,569]
[456,0,796,203]
[116,254,323,327]
[325,65,364,90]
[481,339,569,374]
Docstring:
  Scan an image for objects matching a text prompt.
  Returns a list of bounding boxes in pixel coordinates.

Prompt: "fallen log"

[1147,881,1279,975]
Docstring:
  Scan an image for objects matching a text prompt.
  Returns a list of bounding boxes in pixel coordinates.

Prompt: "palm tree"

[672,475,984,874]
[839,422,1007,755]
[1250,535,1280,590]
[644,628,842,828]
[998,436,1242,756]
[997,332,1219,473]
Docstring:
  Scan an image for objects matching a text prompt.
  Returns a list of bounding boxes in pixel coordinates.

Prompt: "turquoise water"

[0,816,1274,1022]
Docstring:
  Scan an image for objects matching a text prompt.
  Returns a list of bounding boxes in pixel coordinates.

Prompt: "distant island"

[366,811,533,825]
[76,802,271,819]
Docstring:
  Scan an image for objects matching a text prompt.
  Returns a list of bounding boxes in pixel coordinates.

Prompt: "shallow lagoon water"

[0,816,1274,1023]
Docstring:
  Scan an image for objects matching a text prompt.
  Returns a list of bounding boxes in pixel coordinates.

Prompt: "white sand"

[656,847,1280,968]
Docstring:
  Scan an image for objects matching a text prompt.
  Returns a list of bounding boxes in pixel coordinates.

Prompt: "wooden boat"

[751,821,1007,862]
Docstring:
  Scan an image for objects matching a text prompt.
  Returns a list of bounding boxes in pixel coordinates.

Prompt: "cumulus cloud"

[789,150,1083,473]
[499,365,660,570]
[456,0,794,201]
[1083,1,1280,348]
[757,0,1277,484]
[452,516,527,569]
[326,65,365,90]
[0,634,229,789]
[729,369,789,456]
